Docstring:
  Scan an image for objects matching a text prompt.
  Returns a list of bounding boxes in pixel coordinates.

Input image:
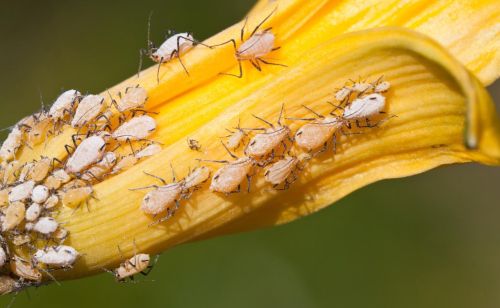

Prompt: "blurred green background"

[1,1,499,307]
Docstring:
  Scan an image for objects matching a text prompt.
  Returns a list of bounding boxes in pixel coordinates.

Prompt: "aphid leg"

[327,101,345,115]
[249,59,262,71]
[220,141,239,160]
[156,57,164,84]
[143,171,167,185]
[256,57,288,68]
[220,58,243,78]
[252,114,274,128]
[141,255,160,276]
[64,144,75,155]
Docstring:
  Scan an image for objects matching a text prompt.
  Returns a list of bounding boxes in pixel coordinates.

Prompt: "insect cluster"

[0,83,162,294]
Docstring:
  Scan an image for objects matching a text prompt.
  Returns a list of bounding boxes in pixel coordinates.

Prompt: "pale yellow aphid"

[183,166,211,191]
[25,113,52,147]
[11,234,31,246]
[140,183,183,217]
[28,157,52,183]
[112,155,138,174]
[71,94,105,128]
[81,152,117,182]
[60,186,93,208]
[8,180,35,203]
[0,188,10,207]
[2,160,22,186]
[18,162,34,182]
[225,126,246,150]
[43,195,59,209]
[44,169,72,190]
[113,253,151,281]
[135,144,162,159]
[374,81,391,93]
[116,86,148,113]
[52,227,68,243]
[66,136,106,174]
[2,201,25,231]
[264,153,311,188]
[10,256,42,282]
[0,127,22,161]
[111,115,157,141]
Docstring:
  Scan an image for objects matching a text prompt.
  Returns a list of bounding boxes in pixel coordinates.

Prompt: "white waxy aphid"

[334,86,353,102]
[140,183,183,216]
[0,127,22,161]
[45,169,71,190]
[31,185,49,204]
[8,180,35,203]
[343,93,386,120]
[28,157,52,183]
[18,162,34,182]
[112,155,138,174]
[295,117,342,152]
[32,217,58,235]
[0,246,7,267]
[135,144,162,159]
[66,136,106,174]
[49,89,81,120]
[0,276,19,295]
[225,127,246,150]
[150,33,195,63]
[2,202,25,231]
[244,126,290,158]
[114,253,150,281]
[25,203,42,222]
[71,94,105,127]
[117,87,148,112]
[81,152,117,182]
[10,257,42,282]
[210,157,254,194]
[183,166,210,190]
[264,156,299,186]
[33,245,79,268]
[375,81,391,93]
[43,195,59,209]
[237,30,275,61]
[352,82,373,93]
[60,186,93,208]
[112,115,157,141]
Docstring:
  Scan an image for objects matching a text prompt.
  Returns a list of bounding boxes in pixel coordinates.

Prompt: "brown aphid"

[264,153,311,189]
[187,138,201,151]
[10,257,42,282]
[244,105,291,159]
[113,253,151,281]
[60,186,93,208]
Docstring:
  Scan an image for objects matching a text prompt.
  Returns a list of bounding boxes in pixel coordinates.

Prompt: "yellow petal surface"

[252,0,500,86]
[21,27,494,281]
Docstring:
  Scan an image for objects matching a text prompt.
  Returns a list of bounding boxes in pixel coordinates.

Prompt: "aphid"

[183,166,210,191]
[10,256,42,282]
[44,169,71,190]
[52,227,68,243]
[25,203,42,222]
[33,245,79,269]
[28,157,52,183]
[133,169,183,222]
[0,127,22,161]
[0,275,19,295]
[111,253,151,281]
[214,8,285,78]
[43,195,59,209]
[2,160,22,186]
[209,157,254,194]
[294,116,342,152]
[71,94,105,128]
[264,153,311,189]
[8,180,35,203]
[48,89,81,121]
[32,217,58,235]
[334,86,353,102]
[352,81,373,93]
[25,112,53,147]
[139,13,211,81]
[116,86,148,113]
[244,105,291,159]
[224,123,247,150]
[0,188,10,207]
[18,162,33,182]
[2,202,25,231]
[135,144,162,159]
[0,246,7,267]
[187,138,201,151]
[11,234,31,246]
[112,144,161,174]
[111,115,157,142]
[52,169,72,184]
[374,80,391,93]
[60,186,93,208]
[81,152,117,182]
[31,185,49,204]
[66,135,106,174]
[342,93,386,123]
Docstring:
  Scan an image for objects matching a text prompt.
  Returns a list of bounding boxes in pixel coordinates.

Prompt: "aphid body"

[343,93,386,120]
[32,217,58,235]
[135,144,162,159]
[210,157,253,194]
[0,127,22,161]
[183,166,210,191]
[10,257,42,282]
[43,195,59,209]
[150,33,195,64]
[49,89,80,120]
[244,126,290,158]
[66,136,106,174]
[295,117,341,152]
[225,128,246,150]
[112,115,156,141]
[60,186,93,208]
[25,203,42,222]
[31,185,49,204]
[0,246,7,267]
[116,86,148,113]
[375,81,391,93]
[237,30,275,61]
[140,183,183,216]
[33,245,79,268]
[264,153,310,187]
[8,180,35,203]
[81,152,117,182]
[0,275,19,295]
[71,95,105,127]
[114,253,150,281]
[2,202,25,231]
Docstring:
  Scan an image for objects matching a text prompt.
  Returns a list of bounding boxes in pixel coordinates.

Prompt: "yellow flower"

[4,0,500,283]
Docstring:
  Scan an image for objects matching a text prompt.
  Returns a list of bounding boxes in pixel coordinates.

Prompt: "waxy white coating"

[81,152,117,181]
[31,185,49,204]
[112,115,157,141]
[237,30,275,60]
[49,89,80,120]
[244,126,290,158]
[117,87,148,112]
[43,195,59,209]
[0,247,7,267]
[115,254,150,280]
[66,136,106,174]
[0,128,22,161]
[141,183,182,215]
[210,158,253,193]
[375,81,391,93]
[343,93,386,120]
[183,166,210,190]
[295,118,341,151]
[335,86,353,102]
[8,180,35,203]
[264,156,299,185]
[34,245,79,268]
[226,129,245,150]
[135,144,162,159]
[25,203,42,222]
[71,94,104,127]
[151,33,194,63]
[33,217,58,235]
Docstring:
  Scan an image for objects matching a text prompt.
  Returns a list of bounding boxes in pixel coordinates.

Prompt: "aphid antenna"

[142,171,167,185]
[249,6,278,38]
[196,158,230,164]
[301,104,325,119]
[276,103,286,126]
[252,114,274,128]
[220,141,239,159]
[326,101,346,115]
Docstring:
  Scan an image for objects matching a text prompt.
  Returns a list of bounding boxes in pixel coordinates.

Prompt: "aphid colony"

[0,83,162,293]
[134,78,392,224]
